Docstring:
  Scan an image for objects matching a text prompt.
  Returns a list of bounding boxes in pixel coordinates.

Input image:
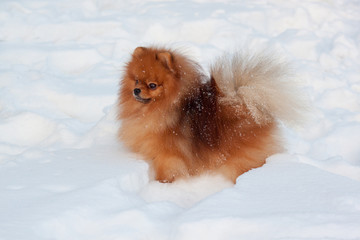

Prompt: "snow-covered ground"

[1,0,360,239]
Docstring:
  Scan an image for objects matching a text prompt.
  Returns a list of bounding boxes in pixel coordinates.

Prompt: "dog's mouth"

[134,95,151,104]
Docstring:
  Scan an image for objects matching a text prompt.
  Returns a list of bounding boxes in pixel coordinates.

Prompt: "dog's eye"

[148,83,157,89]
[135,79,139,85]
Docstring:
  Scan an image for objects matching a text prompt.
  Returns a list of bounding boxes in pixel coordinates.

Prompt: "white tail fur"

[211,49,307,126]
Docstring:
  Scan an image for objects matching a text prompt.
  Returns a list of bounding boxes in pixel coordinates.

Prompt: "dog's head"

[122,47,181,107]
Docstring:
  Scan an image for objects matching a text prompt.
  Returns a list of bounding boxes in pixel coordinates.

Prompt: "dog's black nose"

[133,88,141,96]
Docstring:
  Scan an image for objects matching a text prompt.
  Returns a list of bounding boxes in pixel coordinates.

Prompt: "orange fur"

[117,46,293,183]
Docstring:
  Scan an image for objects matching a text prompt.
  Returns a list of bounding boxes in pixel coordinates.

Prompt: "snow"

[1,0,360,239]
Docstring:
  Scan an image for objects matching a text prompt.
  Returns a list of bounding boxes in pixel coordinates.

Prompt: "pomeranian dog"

[117,46,304,183]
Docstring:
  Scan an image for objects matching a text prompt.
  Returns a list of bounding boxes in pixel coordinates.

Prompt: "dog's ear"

[133,47,146,57]
[156,52,174,71]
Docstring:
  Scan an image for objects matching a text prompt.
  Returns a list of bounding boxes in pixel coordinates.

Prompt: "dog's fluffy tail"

[211,49,307,126]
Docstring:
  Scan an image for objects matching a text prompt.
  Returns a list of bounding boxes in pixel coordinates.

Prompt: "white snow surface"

[1,0,360,239]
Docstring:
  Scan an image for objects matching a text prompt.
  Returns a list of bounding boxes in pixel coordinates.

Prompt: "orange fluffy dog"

[118,46,303,183]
